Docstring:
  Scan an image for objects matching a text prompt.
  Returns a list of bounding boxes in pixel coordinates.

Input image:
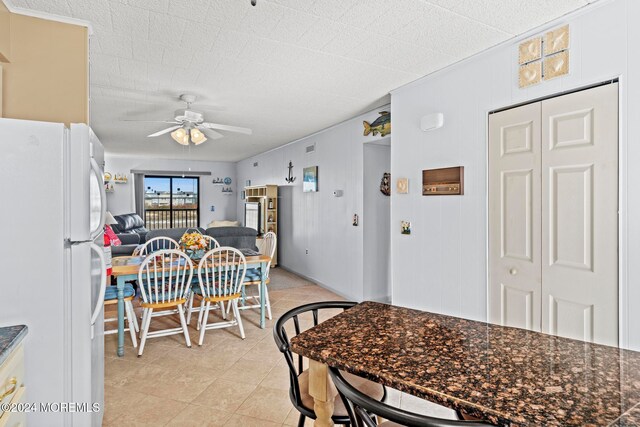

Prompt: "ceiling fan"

[128,94,252,146]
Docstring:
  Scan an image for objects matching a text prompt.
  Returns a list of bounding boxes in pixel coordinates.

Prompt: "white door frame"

[485,77,628,348]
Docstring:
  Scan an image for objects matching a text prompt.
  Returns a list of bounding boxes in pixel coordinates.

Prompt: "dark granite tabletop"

[0,325,28,366]
[289,301,640,426]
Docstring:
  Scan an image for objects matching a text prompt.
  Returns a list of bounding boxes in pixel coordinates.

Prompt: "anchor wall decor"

[285,161,296,183]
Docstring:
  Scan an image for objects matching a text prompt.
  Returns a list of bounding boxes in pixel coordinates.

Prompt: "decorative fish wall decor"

[363,111,391,137]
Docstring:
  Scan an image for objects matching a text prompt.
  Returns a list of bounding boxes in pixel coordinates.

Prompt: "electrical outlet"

[305,249,309,254]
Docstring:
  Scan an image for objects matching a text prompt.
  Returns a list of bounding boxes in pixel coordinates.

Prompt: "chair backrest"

[137,249,193,305]
[139,236,179,256]
[203,235,221,250]
[197,247,247,299]
[273,301,356,410]
[328,367,490,427]
[259,231,277,272]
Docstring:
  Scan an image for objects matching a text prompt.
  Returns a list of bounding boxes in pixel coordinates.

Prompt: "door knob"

[509,268,518,275]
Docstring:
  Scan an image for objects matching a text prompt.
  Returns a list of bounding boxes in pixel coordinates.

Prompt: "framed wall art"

[303,166,318,192]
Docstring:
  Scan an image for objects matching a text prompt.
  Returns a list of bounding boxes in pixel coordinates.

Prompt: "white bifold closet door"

[489,83,618,346]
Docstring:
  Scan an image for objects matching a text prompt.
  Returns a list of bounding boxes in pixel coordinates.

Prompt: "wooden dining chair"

[185,235,224,325]
[273,301,387,427]
[237,231,276,319]
[103,284,139,348]
[193,247,247,345]
[138,236,179,256]
[329,367,491,427]
[203,235,221,250]
[137,249,193,356]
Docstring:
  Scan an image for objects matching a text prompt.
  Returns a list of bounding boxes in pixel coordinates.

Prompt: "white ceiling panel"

[7,0,595,161]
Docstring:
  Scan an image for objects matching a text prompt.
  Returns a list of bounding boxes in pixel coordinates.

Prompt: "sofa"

[112,213,148,243]
[110,213,149,257]
[113,225,258,256]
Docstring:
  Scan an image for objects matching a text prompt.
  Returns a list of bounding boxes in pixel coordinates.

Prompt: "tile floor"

[103,268,456,426]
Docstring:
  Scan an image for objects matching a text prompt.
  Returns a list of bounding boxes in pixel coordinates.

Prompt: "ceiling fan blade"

[198,126,224,140]
[200,122,252,135]
[121,120,180,123]
[147,125,183,137]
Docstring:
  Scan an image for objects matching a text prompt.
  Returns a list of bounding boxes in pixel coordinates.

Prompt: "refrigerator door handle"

[89,242,107,330]
[89,158,107,241]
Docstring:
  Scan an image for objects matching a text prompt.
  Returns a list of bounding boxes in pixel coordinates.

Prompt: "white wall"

[104,155,237,228]
[236,107,389,301]
[363,143,391,301]
[390,0,640,350]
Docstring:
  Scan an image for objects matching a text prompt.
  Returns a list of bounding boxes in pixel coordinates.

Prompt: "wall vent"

[253,162,259,167]
[306,143,315,154]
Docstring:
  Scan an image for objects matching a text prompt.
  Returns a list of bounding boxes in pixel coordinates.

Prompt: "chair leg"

[197,297,205,330]
[219,301,227,320]
[186,293,194,325]
[232,299,245,339]
[125,301,138,348]
[131,304,140,333]
[139,307,149,338]
[138,307,153,357]
[198,301,211,346]
[297,413,306,427]
[264,285,272,320]
[177,303,192,348]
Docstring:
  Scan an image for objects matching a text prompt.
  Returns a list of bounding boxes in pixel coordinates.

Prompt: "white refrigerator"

[0,118,107,426]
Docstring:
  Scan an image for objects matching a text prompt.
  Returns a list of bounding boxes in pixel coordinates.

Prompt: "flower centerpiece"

[179,231,208,260]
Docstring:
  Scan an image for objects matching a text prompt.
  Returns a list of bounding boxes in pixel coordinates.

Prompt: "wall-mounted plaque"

[422,166,464,196]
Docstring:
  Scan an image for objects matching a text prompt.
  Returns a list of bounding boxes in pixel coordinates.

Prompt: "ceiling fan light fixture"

[190,128,207,145]
[171,128,190,145]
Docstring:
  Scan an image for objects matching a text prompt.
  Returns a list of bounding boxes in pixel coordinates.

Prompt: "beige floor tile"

[103,385,147,425]
[283,408,314,426]
[258,365,291,391]
[126,362,219,403]
[191,379,257,413]
[104,358,145,389]
[223,413,282,427]
[115,395,187,426]
[240,336,281,363]
[220,356,277,386]
[234,385,292,424]
[165,405,233,427]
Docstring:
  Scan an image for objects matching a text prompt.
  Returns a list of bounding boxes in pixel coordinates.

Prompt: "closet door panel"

[489,102,542,331]
[541,83,619,346]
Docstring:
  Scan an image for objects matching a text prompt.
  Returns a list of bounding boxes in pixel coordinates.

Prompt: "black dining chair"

[273,301,387,427]
[329,367,491,427]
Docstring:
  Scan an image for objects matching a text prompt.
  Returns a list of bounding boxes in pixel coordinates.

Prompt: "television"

[244,202,261,233]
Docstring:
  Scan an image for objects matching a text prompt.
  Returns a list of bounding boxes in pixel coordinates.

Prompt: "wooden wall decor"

[519,61,542,88]
[422,166,464,196]
[544,25,570,56]
[519,37,542,64]
[518,25,570,88]
[544,50,569,80]
[396,178,409,194]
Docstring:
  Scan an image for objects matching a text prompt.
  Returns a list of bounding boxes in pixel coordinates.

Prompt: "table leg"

[259,261,267,329]
[309,359,336,427]
[116,276,126,357]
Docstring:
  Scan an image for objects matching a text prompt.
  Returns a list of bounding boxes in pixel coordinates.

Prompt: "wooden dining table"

[111,254,271,357]
[290,301,640,426]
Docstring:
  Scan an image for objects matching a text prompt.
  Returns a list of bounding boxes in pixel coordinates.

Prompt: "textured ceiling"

[10,0,594,161]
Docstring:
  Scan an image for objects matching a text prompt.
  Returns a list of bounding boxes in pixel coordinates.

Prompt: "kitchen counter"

[290,301,640,426]
[0,325,28,366]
